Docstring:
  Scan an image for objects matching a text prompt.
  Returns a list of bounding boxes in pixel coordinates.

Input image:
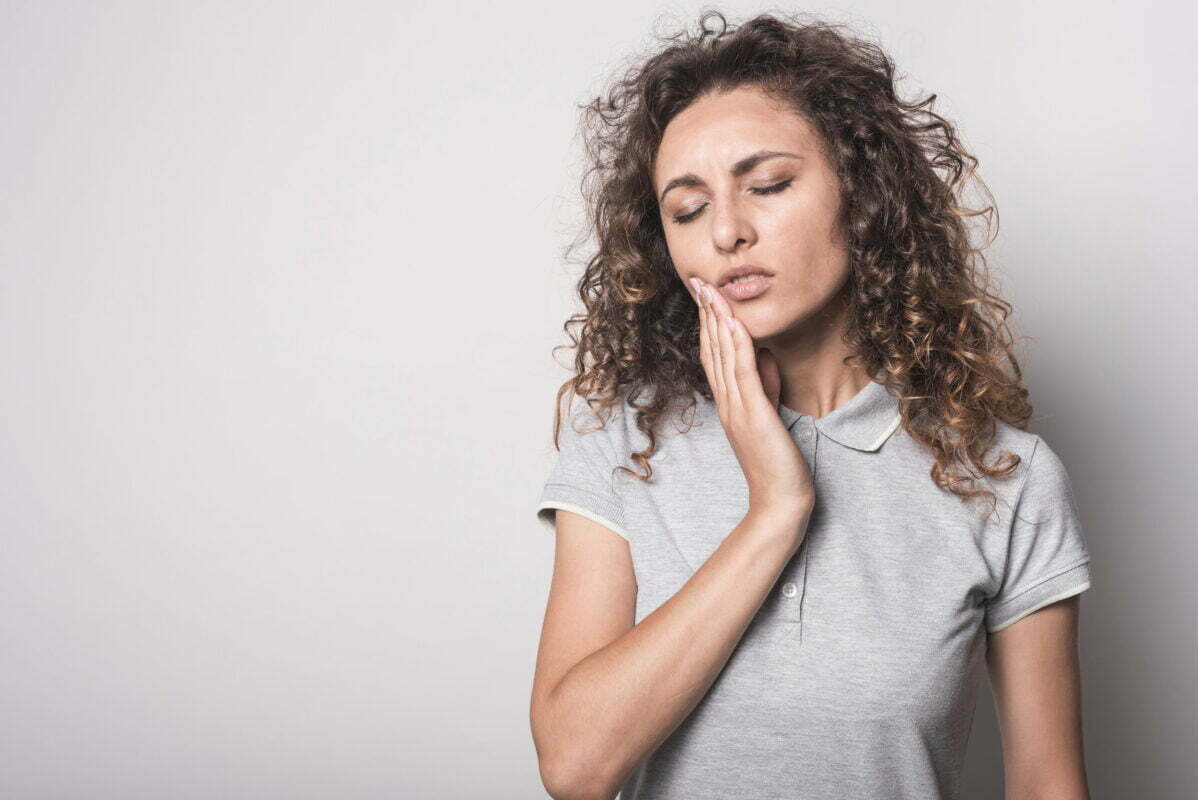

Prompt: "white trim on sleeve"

[986,580,1090,633]
[536,500,631,543]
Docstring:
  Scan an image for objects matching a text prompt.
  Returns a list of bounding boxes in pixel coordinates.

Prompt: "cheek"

[781,250,850,303]
[768,197,837,253]
[762,235,850,317]
[769,199,848,275]
[663,229,704,276]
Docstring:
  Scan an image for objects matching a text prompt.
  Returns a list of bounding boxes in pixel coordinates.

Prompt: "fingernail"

[689,277,701,303]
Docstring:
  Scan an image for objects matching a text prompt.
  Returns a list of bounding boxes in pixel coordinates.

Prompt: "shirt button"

[797,427,813,443]
[781,581,798,598]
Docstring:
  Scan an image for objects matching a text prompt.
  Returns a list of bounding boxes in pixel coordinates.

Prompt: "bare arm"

[531,277,813,799]
[987,595,1091,800]
[531,503,808,800]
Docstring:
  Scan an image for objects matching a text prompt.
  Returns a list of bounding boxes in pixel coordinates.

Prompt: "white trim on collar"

[780,375,903,452]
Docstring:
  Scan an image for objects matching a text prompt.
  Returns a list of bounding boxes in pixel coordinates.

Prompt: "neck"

[758,284,872,420]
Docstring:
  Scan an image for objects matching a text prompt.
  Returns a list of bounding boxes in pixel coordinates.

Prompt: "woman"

[530,11,1093,800]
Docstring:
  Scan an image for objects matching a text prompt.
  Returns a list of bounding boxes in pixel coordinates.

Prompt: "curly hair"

[548,9,1034,518]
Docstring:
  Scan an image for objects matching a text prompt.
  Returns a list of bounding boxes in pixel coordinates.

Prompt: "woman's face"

[653,85,850,341]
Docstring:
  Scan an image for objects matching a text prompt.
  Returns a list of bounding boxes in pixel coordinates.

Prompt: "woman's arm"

[530,502,808,800]
[986,595,1091,800]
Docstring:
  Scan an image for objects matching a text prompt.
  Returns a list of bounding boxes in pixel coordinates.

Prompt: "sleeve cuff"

[536,483,630,543]
[985,559,1092,633]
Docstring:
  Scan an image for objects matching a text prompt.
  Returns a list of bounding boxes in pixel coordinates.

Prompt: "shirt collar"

[778,372,902,452]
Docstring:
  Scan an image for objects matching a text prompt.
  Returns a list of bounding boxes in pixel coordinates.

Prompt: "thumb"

[757,348,781,409]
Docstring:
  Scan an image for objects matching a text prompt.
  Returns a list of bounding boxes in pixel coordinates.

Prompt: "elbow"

[538,750,619,800]
[532,690,621,800]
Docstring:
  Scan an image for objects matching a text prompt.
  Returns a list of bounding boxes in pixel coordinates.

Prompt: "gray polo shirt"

[534,375,1093,800]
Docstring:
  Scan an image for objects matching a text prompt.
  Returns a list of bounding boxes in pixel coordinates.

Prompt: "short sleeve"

[534,395,631,543]
[984,436,1093,633]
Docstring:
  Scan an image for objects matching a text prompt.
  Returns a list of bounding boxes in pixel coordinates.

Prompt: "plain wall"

[1,1,1193,797]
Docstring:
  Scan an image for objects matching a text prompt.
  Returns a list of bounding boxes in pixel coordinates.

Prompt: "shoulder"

[889,415,1040,477]
[551,389,643,467]
[552,387,707,479]
[989,420,1071,485]
[557,389,633,437]
[990,418,1039,461]
[987,420,1079,520]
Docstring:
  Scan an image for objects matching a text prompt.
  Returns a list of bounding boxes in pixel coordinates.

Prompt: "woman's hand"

[690,277,815,529]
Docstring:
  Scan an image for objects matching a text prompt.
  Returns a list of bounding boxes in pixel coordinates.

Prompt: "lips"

[717,264,775,287]
[719,274,773,301]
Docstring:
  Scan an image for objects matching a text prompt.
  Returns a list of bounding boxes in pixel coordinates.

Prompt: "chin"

[740,300,823,341]
[734,307,793,340]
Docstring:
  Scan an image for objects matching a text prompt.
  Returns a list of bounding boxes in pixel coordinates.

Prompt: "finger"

[701,284,726,401]
[714,295,741,408]
[690,276,704,373]
[694,279,716,397]
[729,316,772,412]
[702,282,739,404]
[705,285,772,414]
[693,280,713,387]
[703,278,738,325]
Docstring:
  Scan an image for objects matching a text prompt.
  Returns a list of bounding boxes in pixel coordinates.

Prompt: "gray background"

[2,1,1193,798]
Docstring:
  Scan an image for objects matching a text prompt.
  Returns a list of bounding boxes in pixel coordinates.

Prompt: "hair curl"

[548,9,1034,518]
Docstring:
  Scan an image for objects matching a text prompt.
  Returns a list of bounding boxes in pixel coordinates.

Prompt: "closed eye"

[671,179,794,225]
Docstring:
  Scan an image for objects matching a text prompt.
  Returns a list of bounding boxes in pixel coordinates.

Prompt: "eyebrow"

[657,149,802,204]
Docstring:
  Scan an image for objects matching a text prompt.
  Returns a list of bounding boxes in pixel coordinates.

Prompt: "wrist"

[746,498,812,538]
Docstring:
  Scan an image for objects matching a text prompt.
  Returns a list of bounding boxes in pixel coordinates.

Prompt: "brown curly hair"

[548,9,1035,518]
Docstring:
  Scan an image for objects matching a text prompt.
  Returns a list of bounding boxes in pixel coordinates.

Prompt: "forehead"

[654,87,816,183]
